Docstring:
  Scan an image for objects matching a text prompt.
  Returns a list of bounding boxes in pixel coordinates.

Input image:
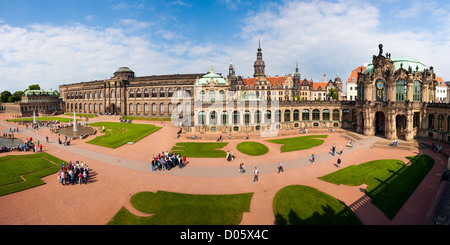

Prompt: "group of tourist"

[58,160,90,185]
[0,136,41,153]
[151,152,187,171]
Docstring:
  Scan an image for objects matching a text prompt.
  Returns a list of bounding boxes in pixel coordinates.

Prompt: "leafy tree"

[28,84,41,91]
[327,88,338,100]
[1,91,12,103]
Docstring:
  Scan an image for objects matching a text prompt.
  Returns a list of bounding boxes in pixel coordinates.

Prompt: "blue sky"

[1,0,450,92]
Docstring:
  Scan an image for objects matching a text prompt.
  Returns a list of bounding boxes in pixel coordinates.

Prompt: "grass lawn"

[7,117,79,123]
[108,191,253,225]
[273,185,362,225]
[266,135,327,152]
[318,154,434,219]
[0,153,66,196]
[64,113,95,118]
[171,142,228,158]
[122,116,172,121]
[236,141,269,156]
[87,122,161,148]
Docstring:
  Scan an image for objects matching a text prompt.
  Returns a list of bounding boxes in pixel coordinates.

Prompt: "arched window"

[94,103,97,113]
[168,103,173,114]
[152,89,157,98]
[94,92,98,99]
[129,89,135,98]
[111,89,115,98]
[438,115,444,131]
[152,103,156,114]
[413,80,422,102]
[293,109,299,121]
[428,114,434,130]
[244,110,251,125]
[129,103,134,114]
[100,91,103,99]
[176,87,182,97]
[160,103,165,114]
[221,111,228,125]
[200,90,205,102]
[255,110,261,124]
[144,103,149,114]
[198,111,206,125]
[265,110,271,124]
[160,88,165,97]
[358,82,364,101]
[233,111,240,125]
[210,111,217,125]
[144,89,149,98]
[322,109,330,121]
[136,89,142,98]
[302,109,310,121]
[275,110,281,123]
[219,90,225,101]
[99,103,103,112]
[284,110,291,122]
[136,103,141,115]
[333,109,340,121]
[209,90,215,103]
[395,79,407,101]
[312,109,320,121]
[168,88,174,97]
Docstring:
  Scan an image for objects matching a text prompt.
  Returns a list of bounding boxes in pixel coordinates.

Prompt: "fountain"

[73,111,77,132]
[33,111,36,124]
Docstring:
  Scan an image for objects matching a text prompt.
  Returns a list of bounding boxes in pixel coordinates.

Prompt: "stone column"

[405,110,414,141]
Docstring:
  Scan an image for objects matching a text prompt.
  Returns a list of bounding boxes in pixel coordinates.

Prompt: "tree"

[1,91,12,103]
[327,88,338,100]
[28,84,41,91]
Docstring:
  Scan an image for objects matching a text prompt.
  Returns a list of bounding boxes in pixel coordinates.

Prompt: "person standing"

[253,167,259,182]
[311,153,315,163]
[40,144,43,152]
[61,171,65,186]
[339,145,343,155]
[337,158,341,168]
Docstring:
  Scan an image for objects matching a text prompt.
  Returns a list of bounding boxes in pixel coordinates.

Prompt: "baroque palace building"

[59,42,449,142]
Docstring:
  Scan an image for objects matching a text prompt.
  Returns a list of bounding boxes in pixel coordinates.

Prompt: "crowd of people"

[151,151,187,171]
[226,151,235,161]
[0,135,42,153]
[57,160,90,185]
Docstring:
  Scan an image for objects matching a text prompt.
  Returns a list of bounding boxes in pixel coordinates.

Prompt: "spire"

[258,33,261,49]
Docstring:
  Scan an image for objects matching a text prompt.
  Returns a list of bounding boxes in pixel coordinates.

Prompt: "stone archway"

[110,103,116,115]
[396,114,407,139]
[375,111,385,135]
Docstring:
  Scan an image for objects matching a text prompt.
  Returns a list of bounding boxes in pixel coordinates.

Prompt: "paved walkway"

[0,114,448,225]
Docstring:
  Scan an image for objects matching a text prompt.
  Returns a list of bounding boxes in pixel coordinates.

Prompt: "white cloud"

[1,0,450,93]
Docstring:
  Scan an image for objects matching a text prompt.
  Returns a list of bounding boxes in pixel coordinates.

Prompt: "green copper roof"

[115,67,134,73]
[198,66,227,84]
[24,89,59,96]
[365,56,427,73]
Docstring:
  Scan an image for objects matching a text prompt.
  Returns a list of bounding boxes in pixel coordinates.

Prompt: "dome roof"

[198,66,227,85]
[115,67,134,73]
[365,56,427,73]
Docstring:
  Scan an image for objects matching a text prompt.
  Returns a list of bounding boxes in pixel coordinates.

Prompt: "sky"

[1,0,450,92]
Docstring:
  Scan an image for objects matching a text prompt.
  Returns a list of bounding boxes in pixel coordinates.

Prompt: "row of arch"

[65,102,192,116]
[196,109,355,125]
[66,87,193,100]
[428,114,450,133]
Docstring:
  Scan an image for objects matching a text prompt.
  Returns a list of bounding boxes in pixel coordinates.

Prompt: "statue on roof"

[378,44,383,56]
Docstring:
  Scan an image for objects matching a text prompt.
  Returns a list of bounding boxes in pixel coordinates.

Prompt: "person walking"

[337,158,341,168]
[339,145,343,155]
[332,143,336,156]
[253,167,259,182]
[311,153,315,163]
[278,162,284,173]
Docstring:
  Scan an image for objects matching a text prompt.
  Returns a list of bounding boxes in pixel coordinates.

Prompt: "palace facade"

[59,43,449,142]
[0,89,63,117]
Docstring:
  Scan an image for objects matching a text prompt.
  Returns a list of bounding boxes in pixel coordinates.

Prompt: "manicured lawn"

[171,142,228,158]
[266,135,327,152]
[64,113,95,118]
[122,116,172,121]
[108,191,253,225]
[236,141,269,156]
[0,153,65,196]
[7,117,79,123]
[318,155,434,219]
[273,185,362,225]
[87,122,161,148]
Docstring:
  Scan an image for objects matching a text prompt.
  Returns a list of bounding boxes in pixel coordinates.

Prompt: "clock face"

[376,81,384,89]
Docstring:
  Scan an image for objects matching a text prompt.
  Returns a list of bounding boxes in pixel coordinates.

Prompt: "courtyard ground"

[0,113,448,226]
